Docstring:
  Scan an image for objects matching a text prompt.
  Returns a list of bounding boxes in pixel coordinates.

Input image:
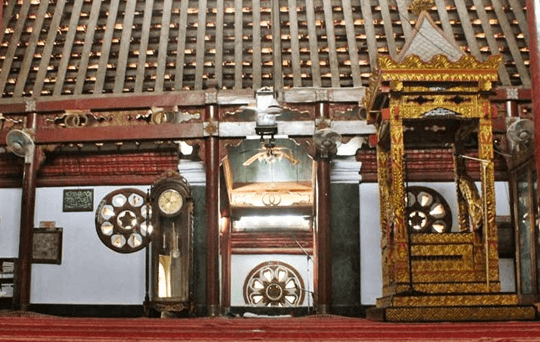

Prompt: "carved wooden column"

[388,106,410,292]
[376,126,394,296]
[204,98,220,316]
[527,0,540,205]
[479,111,499,288]
[14,113,38,311]
[316,99,331,314]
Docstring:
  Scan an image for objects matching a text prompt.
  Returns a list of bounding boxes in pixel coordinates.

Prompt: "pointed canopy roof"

[397,11,465,63]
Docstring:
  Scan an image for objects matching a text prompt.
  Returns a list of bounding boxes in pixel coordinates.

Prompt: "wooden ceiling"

[0,0,530,101]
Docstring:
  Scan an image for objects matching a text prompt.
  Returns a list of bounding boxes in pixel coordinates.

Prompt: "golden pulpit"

[363,7,536,321]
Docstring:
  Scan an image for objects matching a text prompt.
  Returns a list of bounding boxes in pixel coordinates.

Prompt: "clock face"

[158,189,183,216]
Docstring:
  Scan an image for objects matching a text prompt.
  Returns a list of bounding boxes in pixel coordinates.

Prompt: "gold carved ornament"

[391,294,518,307]
[409,0,434,16]
[378,54,501,74]
[478,117,499,273]
[458,174,484,231]
[396,95,480,119]
[389,112,412,285]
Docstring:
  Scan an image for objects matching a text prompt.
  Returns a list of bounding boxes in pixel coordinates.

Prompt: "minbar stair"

[367,293,537,322]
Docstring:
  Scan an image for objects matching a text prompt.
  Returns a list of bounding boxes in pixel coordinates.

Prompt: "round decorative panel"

[95,188,151,253]
[243,261,305,307]
[406,186,452,234]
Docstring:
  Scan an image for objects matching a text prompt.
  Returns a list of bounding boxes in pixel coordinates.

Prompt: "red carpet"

[1,314,540,341]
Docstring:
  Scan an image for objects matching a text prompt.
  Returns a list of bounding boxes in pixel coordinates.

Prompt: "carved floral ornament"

[409,0,434,16]
[44,108,202,129]
[363,54,502,114]
[378,54,501,73]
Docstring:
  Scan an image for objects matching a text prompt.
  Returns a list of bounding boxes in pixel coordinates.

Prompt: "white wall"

[359,183,382,305]
[230,254,313,307]
[359,181,514,304]
[0,188,22,258]
[31,186,149,305]
[1,180,517,305]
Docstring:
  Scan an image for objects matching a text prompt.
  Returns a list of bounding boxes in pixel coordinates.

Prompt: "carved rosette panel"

[243,261,305,307]
[95,188,151,253]
[405,186,452,234]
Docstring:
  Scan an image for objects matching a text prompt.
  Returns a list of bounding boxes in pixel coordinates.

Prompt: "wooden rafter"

[0,0,532,100]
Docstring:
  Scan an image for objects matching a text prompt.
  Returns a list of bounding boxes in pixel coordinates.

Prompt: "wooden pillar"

[316,100,331,314]
[527,0,540,206]
[316,155,331,314]
[220,216,231,311]
[205,104,220,316]
[14,113,38,311]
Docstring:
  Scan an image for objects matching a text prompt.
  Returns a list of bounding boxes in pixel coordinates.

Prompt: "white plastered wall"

[0,179,517,306]
[0,188,22,258]
[30,186,149,305]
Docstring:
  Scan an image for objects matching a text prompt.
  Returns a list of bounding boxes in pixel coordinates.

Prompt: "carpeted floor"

[1,313,540,341]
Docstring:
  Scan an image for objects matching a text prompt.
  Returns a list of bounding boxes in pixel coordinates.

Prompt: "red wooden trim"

[0,180,22,188]
[34,123,203,144]
[357,148,509,183]
[232,248,314,255]
[35,175,161,188]
[493,88,532,101]
[231,231,313,253]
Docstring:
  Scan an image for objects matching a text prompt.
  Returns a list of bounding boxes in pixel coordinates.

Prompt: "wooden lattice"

[0,0,530,100]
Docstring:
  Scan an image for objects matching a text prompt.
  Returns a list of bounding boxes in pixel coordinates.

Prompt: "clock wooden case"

[149,172,194,313]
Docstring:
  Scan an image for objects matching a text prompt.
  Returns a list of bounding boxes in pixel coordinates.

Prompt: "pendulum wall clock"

[149,172,194,313]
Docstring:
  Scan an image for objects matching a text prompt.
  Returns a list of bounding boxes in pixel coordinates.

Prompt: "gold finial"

[410,0,434,16]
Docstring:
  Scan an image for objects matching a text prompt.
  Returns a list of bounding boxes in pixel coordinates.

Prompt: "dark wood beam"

[33,123,203,144]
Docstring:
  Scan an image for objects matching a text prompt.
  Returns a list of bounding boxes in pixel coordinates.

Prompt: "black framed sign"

[63,189,94,212]
[33,228,63,264]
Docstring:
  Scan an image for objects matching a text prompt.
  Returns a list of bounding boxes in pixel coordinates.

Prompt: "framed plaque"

[33,228,63,264]
[63,189,94,212]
